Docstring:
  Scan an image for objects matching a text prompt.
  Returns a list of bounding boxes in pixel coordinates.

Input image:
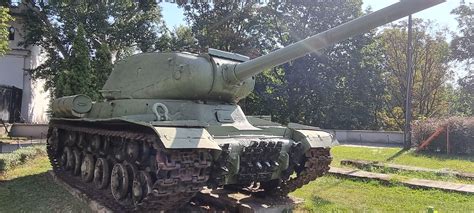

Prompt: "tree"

[55,25,94,98]
[92,42,113,97]
[19,0,166,99]
[456,73,473,115]
[179,1,261,56]
[451,1,474,66]
[378,20,452,130]
[0,6,13,55]
[450,1,473,116]
[245,1,385,130]
[157,25,199,52]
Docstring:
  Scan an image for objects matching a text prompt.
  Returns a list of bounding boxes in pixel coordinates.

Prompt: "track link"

[279,148,332,194]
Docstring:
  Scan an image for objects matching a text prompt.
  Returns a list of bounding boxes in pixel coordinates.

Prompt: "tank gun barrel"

[226,0,444,83]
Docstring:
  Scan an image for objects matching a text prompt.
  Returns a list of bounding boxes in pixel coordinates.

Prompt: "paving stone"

[329,167,392,182]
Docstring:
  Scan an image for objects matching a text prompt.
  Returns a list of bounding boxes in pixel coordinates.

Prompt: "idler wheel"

[72,149,82,176]
[111,163,130,200]
[132,171,153,204]
[81,154,95,182]
[93,158,110,189]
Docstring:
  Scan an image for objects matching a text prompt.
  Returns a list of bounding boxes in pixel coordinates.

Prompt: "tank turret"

[47,0,444,211]
[101,0,443,102]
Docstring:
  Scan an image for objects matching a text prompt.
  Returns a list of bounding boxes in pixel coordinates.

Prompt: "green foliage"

[445,82,473,116]
[449,2,473,116]
[157,25,199,52]
[451,2,474,66]
[456,73,473,115]
[0,145,46,172]
[92,42,113,98]
[0,6,13,55]
[412,117,474,155]
[179,1,261,55]
[55,25,94,98]
[19,0,166,99]
[378,20,452,130]
[245,0,385,130]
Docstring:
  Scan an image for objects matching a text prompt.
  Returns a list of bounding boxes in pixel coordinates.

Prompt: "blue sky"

[160,0,470,32]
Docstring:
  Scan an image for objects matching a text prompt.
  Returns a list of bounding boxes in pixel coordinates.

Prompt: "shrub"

[412,117,474,155]
[0,145,46,172]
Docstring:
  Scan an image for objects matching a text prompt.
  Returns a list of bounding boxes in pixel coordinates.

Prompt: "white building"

[0,3,50,123]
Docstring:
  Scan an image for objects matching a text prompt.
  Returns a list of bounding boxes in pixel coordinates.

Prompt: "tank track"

[279,148,332,194]
[46,122,212,212]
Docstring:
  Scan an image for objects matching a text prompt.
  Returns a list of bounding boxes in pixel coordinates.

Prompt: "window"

[8,27,15,41]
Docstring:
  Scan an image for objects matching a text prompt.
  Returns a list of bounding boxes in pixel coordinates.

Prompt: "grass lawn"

[331,145,474,173]
[0,150,473,212]
[0,155,89,212]
[291,175,474,212]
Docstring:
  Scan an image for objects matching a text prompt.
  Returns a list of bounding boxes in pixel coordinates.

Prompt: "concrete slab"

[341,159,474,180]
[404,178,474,194]
[329,167,392,182]
[8,123,48,139]
[329,167,474,194]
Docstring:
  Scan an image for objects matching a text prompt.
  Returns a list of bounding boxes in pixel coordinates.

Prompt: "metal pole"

[404,15,414,149]
[446,124,450,154]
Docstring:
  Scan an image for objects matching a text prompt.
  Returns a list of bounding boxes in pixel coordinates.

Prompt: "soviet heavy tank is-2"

[46,0,444,211]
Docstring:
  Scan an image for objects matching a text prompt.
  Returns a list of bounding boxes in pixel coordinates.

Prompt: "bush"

[0,145,46,172]
[412,117,474,155]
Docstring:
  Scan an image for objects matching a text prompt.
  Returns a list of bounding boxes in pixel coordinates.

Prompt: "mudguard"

[153,127,221,150]
[289,124,339,150]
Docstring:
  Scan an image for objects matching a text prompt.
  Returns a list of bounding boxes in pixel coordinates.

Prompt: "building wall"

[325,129,404,146]
[0,55,24,88]
[0,5,50,123]
[20,45,50,123]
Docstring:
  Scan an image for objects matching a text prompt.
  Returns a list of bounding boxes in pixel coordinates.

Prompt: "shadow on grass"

[310,196,333,206]
[385,148,409,162]
[0,172,89,212]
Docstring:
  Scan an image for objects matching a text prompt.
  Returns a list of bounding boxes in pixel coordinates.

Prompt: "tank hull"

[46,107,336,210]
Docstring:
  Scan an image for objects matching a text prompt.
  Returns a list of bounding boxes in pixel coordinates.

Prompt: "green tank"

[46,0,443,211]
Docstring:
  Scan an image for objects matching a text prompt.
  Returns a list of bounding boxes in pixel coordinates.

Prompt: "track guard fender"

[289,123,339,150]
[152,127,221,150]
